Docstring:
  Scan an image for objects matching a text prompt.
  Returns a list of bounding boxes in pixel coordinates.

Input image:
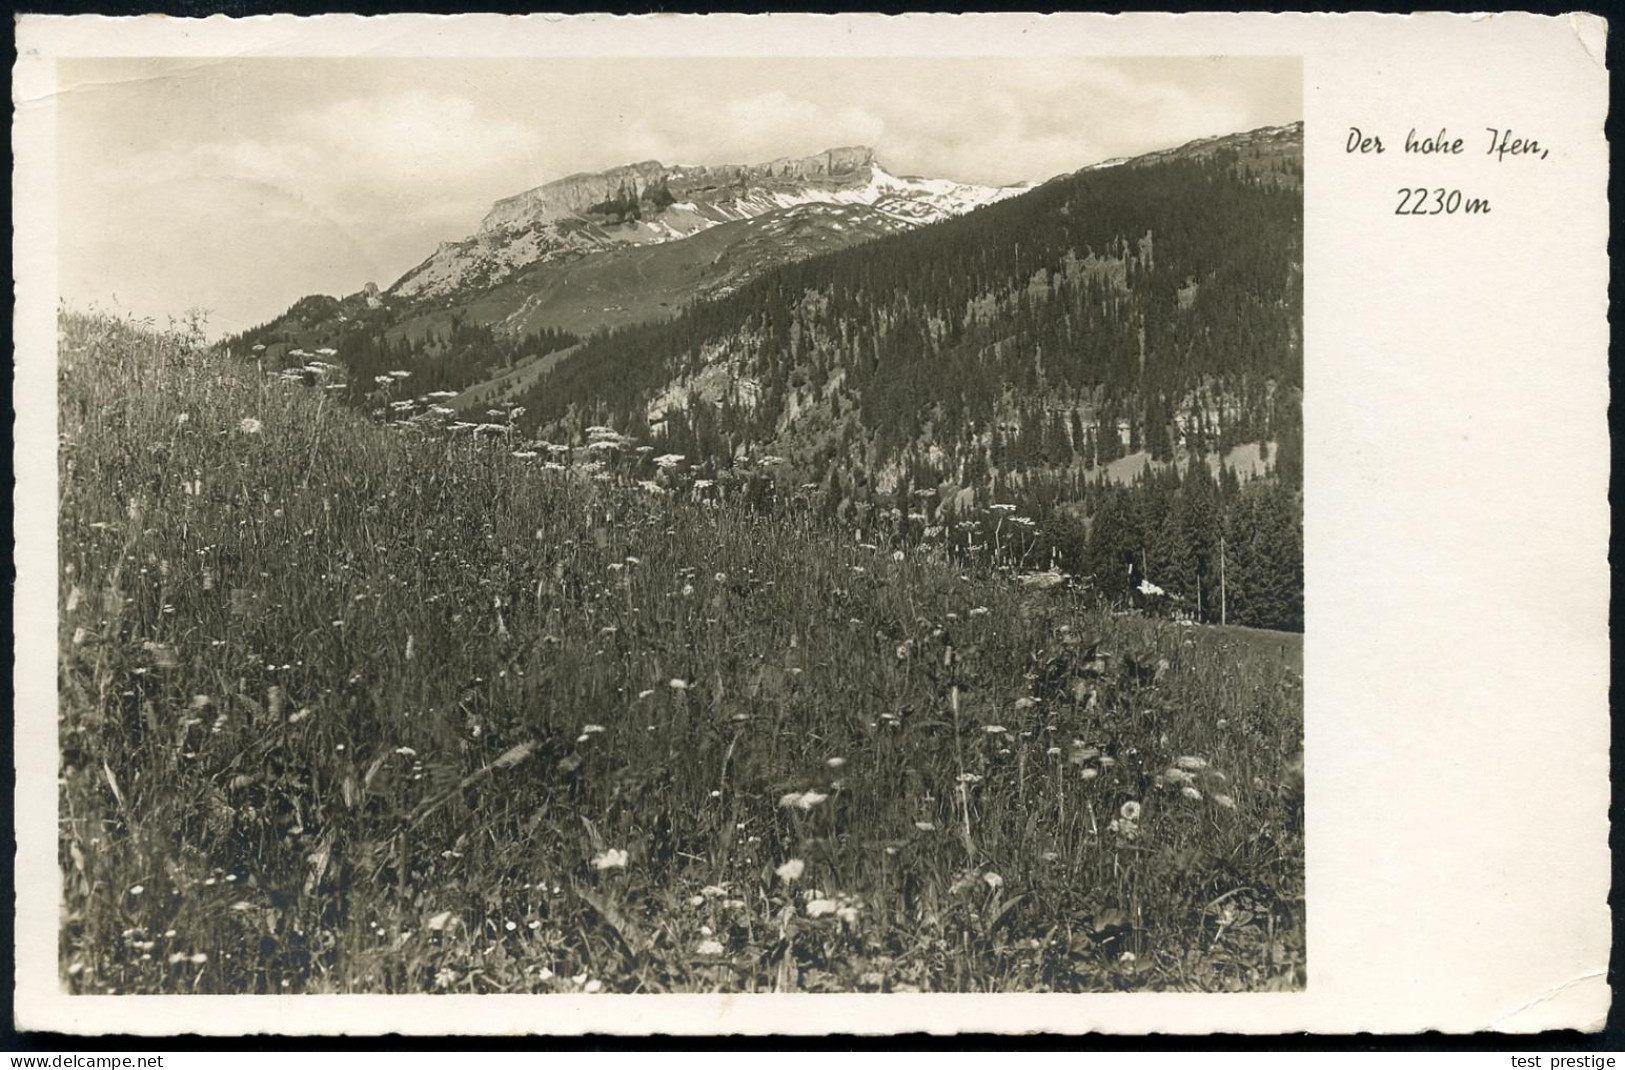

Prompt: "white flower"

[778,790,829,811]
[806,899,838,918]
[696,939,725,956]
[775,859,806,881]
[237,417,263,435]
[584,979,603,993]
[983,725,1008,734]
[1119,801,1142,821]
[914,821,936,831]
[1175,756,1209,771]
[591,848,629,871]
[1214,794,1238,810]
[1181,786,1203,801]
[826,757,846,769]
[982,872,1004,891]
[836,905,859,925]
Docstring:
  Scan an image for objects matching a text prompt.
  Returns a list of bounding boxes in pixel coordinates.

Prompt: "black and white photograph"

[45,50,1311,998]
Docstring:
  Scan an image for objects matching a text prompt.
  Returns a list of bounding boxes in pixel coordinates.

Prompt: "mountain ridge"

[388,146,1030,302]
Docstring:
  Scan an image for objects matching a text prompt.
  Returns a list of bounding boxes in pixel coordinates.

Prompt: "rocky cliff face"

[479,147,878,235]
[391,146,1026,302]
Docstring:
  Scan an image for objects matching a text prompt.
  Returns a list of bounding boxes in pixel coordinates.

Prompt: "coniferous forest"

[510,135,1303,629]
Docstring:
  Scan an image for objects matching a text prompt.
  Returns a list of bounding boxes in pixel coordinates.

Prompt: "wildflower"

[688,895,706,907]
[1014,697,1037,709]
[1119,951,1136,964]
[175,413,190,425]
[1175,756,1209,771]
[1080,768,1099,780]
[1164,768,1197,786]
[778,790,829,811]
[129,885,144,896]
[1119,801,1142,822]
[653,453,686,469]
[701,885,727,898]
[775,859,806,882]
[914,821,935,831]
[238,417,263,435]
[983,725,1008,734]
[669,678,688,691]
[696,939,725,956]
[591,848,629,871]
[581,724,606,735]
[637,689,655,700]
[983,872,1004,891]
[956,773,982,785]
[826,757,846,769]
[1181,786,1203,801]
[1214,794,1238,810]
[836,905,859,925]
[806,899,838,918]
[1046,746,1062,757]
[584,979,603,994]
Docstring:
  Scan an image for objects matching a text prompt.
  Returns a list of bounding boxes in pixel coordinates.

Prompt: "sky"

[56,56,1301,336]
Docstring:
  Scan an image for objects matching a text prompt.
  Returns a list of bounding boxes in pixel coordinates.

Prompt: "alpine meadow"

[57,92,1305,995]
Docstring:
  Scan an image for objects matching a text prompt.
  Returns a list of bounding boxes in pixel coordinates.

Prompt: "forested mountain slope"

[507,123,1303,627]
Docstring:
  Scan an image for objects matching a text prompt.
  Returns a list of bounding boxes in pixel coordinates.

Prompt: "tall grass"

[56,312,1304,994]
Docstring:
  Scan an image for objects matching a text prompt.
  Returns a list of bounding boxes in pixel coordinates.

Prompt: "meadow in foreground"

[56,312,1304,994]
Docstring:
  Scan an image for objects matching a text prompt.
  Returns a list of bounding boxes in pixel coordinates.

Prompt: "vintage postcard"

[11,12,1610,1036]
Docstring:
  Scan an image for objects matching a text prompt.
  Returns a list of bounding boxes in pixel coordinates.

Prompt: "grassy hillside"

[57,312,1303,994]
